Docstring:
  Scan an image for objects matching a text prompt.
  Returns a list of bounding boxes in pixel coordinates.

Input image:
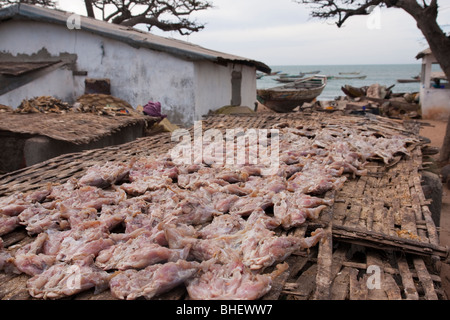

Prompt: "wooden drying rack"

[0,112,448,300]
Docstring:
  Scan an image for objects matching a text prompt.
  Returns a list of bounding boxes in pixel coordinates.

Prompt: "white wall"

[194,61,257,118]
[0,20,196,125]
[420,87,450,120]
[419,55,450,120]
[0,20,257,126]
[0,68,74,107]
[241,64,258,109]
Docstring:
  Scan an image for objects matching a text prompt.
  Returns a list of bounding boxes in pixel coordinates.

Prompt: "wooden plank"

[371,200,386,234]
[409,185,428,241]
[330,267,350,300]
[400,206,419,239]
[262,262,291,300]
[332,224,448,258]
[412,257,438,300]
[344,201,362,228]
[348,267,368,300]
[358,197,372,229]
[383,273,402,300]
[314,227,332,299]
[421,205,439,246]
[0,274,30,300]
[397,255,419,300]
[332,201,348,226]
[282,264,318,300]
[366,251,388,300]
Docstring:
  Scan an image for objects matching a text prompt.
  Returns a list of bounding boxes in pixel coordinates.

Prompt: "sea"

[256,64,439,101]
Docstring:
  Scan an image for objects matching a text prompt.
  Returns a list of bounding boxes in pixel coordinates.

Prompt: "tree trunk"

[84,0,95,18]
[417,20,450,164]
[396,1,450,163]
[440,114,450,163]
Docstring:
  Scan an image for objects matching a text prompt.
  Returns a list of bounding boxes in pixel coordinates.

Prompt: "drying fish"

[0,215,19,236]
[14,233,56,276]
[78,162,130,188]
[95,229,190,271]
[110,260,200,300]
[273,192,333,229]
[186,261,288,300]
[27,257,110,299]
[0,119,415,300]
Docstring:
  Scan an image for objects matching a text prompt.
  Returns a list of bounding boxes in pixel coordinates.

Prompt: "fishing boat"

[397,76,420,83]
[301,70,320,74]
[339,72,360,75]
[275,73,305,83]
[275,77,304,83]
[328,75,367,80]
[257,75,327,113]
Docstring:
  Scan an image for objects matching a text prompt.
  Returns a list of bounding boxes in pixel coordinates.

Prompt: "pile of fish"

[0,122,415,300]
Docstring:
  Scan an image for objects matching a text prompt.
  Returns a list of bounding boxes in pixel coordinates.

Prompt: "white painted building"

[0,4,270,126]
[416,48,450,120]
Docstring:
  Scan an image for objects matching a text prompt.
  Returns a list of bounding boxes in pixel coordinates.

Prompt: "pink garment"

[143,101,166,118]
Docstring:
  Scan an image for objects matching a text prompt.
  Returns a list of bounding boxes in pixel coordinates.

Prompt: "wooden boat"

[257,75,327,112]
[341,85,368,98]
[275,77,304,83]
[339,72,360,75]
[275,73,306,83]
[397,76,420,83]
[301,70,320,74]
[329,75,367,80]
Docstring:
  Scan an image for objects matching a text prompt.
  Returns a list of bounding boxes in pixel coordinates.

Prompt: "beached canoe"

[275,77,304,83]
[257,75,327,112]
[329,75,367,80]
[301,70,320,74]
[397,76,420,83]
[275,73,306,83]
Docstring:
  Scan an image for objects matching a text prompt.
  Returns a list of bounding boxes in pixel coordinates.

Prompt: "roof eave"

[0,4,271,73]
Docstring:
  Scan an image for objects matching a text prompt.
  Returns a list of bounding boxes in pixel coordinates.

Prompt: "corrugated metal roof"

[0,4,271,73]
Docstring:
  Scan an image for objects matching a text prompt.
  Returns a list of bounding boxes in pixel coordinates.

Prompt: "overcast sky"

[57,0,450,66]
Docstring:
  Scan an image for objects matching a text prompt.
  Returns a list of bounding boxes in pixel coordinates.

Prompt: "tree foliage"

[84,0,212,35]
[0,0,212,35]
[0,0,55,8]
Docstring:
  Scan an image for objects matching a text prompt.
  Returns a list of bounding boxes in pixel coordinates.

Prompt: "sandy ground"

[419,120,450,299]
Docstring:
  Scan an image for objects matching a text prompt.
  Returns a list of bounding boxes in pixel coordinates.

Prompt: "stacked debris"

[0,104,12,113]
[11,94,140,117]
[306,83,421,119]
[74,94,135,116]
[15,96,72,114]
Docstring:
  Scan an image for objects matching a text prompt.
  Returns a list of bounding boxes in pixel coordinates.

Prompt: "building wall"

[419,55,450,120]
[0,21,214,125]
[194,61,257,118]
[420,87,450,120]
[0,68,75,107]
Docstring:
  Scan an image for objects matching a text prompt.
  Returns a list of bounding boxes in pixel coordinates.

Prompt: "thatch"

[0,112,159,144]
